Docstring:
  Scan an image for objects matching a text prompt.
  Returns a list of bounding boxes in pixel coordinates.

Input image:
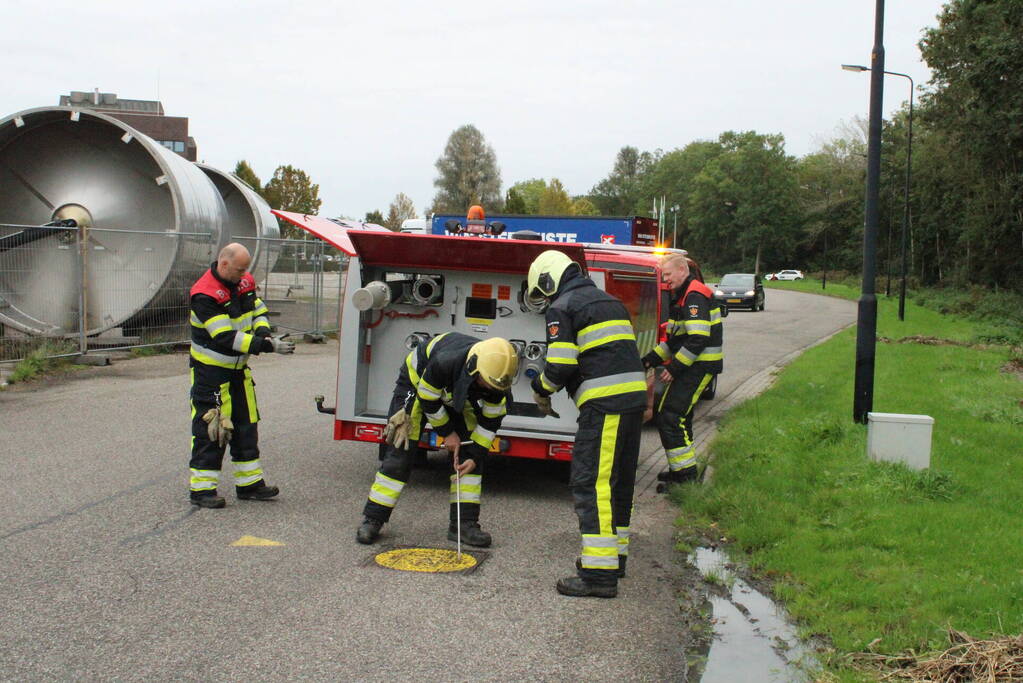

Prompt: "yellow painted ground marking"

[375,548,477,572]
[231,535,283,547]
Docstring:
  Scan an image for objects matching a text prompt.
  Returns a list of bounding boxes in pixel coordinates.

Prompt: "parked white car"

[768,269,804,281]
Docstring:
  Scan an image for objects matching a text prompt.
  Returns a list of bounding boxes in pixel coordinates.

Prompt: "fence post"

[77,223,88,355]
[313,241,322,335]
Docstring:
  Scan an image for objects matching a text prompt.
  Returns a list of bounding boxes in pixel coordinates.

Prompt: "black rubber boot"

[656,466,700,483]
[576,555,627,578]
[190,493,226,509]
[237,481,280,501]
[556,576,617,598]
[448,521,492,548]
[356,517,383,544]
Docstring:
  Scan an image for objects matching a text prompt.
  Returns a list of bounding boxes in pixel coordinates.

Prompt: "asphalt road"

[0,288,854,681]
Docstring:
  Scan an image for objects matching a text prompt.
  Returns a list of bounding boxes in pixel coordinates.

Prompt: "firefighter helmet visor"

[466,338,518,391]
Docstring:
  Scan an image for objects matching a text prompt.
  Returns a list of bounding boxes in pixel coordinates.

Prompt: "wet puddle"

[690,547,818,682]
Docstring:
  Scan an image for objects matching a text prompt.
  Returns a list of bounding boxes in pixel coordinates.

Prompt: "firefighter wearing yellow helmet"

[356,333,518,547]
[526,249,646,598]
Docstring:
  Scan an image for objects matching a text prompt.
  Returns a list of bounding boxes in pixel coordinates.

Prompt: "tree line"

[242,0,1020,290]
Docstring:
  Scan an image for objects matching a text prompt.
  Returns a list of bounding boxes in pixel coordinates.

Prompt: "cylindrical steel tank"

[0,106,226,336]
[196,163,280,275]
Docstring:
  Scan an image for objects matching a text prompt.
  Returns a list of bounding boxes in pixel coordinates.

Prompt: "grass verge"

[5,340,80,384]
[674,288,1023,680]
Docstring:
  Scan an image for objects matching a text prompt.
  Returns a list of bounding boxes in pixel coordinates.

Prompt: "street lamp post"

[842,63,914,321]
[670,204,680,248]
[845,0,885,424]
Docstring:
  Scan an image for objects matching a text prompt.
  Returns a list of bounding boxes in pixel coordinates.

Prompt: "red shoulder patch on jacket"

[190,269,230,303]
[237,273,256,294]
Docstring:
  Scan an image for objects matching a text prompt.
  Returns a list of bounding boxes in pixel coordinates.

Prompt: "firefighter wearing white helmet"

[526,249,646,598]
[356,333,517,547]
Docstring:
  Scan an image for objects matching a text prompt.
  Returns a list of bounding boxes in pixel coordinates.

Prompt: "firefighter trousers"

[571,405,642,586]
[655,370,715,473]
[188,366,267,496]
[363,388,483,525]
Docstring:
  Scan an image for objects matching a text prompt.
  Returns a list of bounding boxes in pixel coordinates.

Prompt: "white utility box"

[866,412,935,470]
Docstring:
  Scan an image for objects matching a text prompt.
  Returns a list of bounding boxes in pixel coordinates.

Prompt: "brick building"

[58,90,198,161]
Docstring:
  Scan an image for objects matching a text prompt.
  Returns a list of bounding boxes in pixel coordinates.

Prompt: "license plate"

[727,298,741,303]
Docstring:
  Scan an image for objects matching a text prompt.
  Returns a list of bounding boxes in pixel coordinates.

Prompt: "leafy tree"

[507,178,547,214]
[431,124,503,213]
[234,160,263,195]
[261,165,322,239]
[589,146,658,215]
[364,210,385,224]
[637,141,725,248]
[687,131,800,274]
[384,193,417,231]
[916,0,1023,289]
[571,197,599,216]
[504,187,528,214]
[538,178,574,214]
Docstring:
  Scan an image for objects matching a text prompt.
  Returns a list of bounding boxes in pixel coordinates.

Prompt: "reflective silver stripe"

[684,320,710,334]
[674,347,698,364]
[481,400,505,418]
[233,458,263,487]
[546,343,579,365]
[667,444,696,470]
[450,473,482,504]
[190,342,248,369]
[189,468,219,491]
[577,321,636,351]
[470,426,495,448]
[417,380,442,400]
[539,372,561,393]
[369,472,405,508]
[617,526,631,555]
[253,316,270,329]
[709,310,722,323]
[231,331,249,352]
[426,407,447,423]
[575,371,646,401]
[580,534,619,569]
[654,342,671,360]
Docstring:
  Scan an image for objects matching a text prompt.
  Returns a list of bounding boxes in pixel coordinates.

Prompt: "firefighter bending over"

[642,252,723,486]
[356,334,518,548]
[527,250,646,598]
[188,243,295,509]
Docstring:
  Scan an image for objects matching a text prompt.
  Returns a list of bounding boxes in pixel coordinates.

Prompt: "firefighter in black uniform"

[355,334,518,547]
[188,243,294,509]
[642,252,723,485]
[527,250,647,598]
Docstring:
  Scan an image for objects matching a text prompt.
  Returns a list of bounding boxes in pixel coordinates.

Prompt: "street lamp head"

[841,64,870,72]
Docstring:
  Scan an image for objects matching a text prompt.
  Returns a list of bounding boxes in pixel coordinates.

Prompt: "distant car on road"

[713,273,765,311]
[767,269,804,281]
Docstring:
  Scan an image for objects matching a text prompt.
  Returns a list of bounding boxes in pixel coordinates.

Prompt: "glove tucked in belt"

[383,408,410,450]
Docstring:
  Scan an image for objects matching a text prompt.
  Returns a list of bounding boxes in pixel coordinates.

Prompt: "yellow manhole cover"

[375,548,478,573]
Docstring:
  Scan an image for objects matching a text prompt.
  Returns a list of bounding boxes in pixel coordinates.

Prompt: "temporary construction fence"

[0,223,346,366]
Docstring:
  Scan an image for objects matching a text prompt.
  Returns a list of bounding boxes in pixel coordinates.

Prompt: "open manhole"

[369,546,488,574]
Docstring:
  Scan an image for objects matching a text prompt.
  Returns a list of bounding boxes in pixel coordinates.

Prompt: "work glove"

[201,407,234,447]
[533,392,560,419]
[641,352,660,370]
[269,333,295,355]
[383,408,410,450]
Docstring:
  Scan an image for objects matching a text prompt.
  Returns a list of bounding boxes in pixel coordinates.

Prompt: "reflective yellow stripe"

[580,534,619,569]
[450,473,482,504]
[597,413,617,535]
[426,333,447,354]
[369,471,405,508]
[190,343,248,370]
[546,342,579,365]
[244,368,259,423]
[405,351,421,386]
[539,372,559,393]
[575,372,646,407]
[418,378,442,400]
[577,320,636,352]
[233,458,263,486]
[219,382,232,421]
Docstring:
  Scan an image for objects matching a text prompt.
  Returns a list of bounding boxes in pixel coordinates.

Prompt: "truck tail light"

[354,424,384,442]
[547,442,574,460]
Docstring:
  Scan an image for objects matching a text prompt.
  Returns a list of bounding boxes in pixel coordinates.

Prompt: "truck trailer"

[431,213,659,246]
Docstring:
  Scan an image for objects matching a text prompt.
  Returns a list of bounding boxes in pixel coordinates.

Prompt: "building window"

[174,141,185,153]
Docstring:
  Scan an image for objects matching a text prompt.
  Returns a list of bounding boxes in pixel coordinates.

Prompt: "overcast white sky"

[2,0,945,219]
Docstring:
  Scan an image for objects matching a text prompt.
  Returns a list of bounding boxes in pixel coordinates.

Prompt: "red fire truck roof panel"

[271,210,391,256]
[347,231,588,274]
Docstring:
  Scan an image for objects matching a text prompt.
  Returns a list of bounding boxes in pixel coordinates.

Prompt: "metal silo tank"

[0,106,227,336]
[196,163,281,275]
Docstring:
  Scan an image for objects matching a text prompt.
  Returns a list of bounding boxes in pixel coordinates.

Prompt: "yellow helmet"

[467,337,518,391]
[527,250,575,304]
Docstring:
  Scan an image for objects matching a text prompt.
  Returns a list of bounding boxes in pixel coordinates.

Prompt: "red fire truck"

[274,210,706,461]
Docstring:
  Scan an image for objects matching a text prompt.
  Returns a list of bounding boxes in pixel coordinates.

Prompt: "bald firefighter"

[642,252,723,485]
[527,250,646,598]
[356,334,518,547]
[187,243,294,508]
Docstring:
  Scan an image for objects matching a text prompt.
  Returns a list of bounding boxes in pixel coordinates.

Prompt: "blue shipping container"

[431,214,658,246]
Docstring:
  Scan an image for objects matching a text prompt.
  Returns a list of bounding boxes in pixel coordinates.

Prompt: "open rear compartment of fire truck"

[274,210,677,462]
